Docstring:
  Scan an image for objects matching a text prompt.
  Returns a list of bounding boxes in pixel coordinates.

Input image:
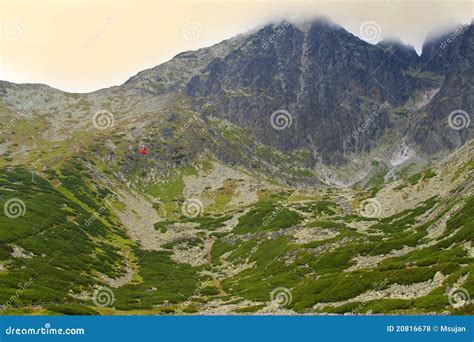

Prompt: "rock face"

[419,23,472,75]
[0,18,472,170]
[185,19,417,164]
[409,23,474,154]
[0,17,472,316]
[124,18,473,164]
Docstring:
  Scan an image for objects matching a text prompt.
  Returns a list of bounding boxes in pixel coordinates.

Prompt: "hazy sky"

[1,0,472,93]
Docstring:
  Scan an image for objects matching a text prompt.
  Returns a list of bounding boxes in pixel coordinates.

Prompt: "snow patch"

[390,140,416,167]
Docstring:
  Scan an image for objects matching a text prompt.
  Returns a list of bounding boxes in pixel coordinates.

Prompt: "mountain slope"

[0,18,472,315]
[409,23,474,154]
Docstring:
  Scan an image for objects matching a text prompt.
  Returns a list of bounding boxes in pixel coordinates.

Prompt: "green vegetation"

[0,128,471,317]
[234,304,265,313]
[0,165,127,307]
[364,162,389,189]
[45,305,99,315]
[113,249,201,310]
[233,201,303,234]
[296,200,337,216]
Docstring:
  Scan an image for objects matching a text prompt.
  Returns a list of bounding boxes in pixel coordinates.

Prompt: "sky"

[1,0,473,93]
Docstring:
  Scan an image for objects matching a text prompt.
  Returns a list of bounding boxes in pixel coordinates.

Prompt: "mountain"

[0,18,472,315]
[409,22,474,154]
[127,18,473,165]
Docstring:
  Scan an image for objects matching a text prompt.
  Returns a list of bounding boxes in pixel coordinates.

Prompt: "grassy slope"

[0,94,472,315]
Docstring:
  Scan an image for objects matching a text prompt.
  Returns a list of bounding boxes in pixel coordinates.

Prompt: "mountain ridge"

[0,16,472,316]
[1,17,472,179]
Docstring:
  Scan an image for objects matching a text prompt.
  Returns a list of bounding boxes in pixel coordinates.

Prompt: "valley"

[0,18,472,315]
